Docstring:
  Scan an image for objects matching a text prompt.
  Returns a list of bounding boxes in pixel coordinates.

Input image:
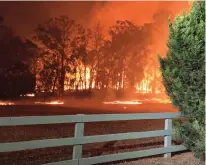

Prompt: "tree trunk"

[74,68,77,91]
[84,65,87,90]
[122,61,125,91]
[152,70,157,95]
[58,53,65,101]
[89,67,94,90]
[59,69,65,100]
[52,74,58,93]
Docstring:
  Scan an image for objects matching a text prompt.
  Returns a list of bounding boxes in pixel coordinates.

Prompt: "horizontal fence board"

[0,130,171,152]
[0,113,182,126]
[82,130,172,144]
[82,113,182,122]
[44,159,78,165]
[79,145,187,165]
[0,115,81,126]
[0,138,74,152]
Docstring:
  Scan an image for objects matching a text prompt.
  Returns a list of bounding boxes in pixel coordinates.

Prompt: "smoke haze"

[0,1,190,36]
[0,1,190,61]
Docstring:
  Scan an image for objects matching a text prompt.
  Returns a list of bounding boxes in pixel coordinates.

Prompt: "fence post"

[73,114,84,162]
[164,118,172,158]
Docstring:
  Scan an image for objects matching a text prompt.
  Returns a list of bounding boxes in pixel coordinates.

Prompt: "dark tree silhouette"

[34,15,88,99]
[0,17,36,98]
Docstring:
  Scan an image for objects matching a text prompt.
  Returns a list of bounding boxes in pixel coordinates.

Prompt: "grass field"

[0,102,204,165]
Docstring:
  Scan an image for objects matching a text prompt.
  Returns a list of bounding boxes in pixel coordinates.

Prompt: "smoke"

[88,1,190,57]
[88,1,190,28]
[0,2,95,38]
[86,1,190,95]
[0,1,190,57]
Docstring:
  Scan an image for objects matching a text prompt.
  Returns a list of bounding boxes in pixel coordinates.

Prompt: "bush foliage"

[159,1,205,160]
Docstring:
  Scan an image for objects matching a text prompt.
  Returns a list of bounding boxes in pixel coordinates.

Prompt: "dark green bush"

[159,1,205,161]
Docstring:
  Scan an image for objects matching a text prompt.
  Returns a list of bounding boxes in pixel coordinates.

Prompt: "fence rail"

[0,112,187,165]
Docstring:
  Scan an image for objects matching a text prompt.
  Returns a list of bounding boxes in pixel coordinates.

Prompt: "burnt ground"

[0,103,203,165]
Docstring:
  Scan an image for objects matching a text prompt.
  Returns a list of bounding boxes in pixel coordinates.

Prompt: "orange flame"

[0,101,14,105]
[65,66,94,90]
[104,100,142,105]
[35,101,64,105]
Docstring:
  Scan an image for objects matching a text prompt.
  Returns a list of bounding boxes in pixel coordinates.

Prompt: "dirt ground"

[110,152,204,165]
[0,104,203,165]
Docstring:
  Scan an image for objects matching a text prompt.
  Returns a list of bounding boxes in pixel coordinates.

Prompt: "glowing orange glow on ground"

[35,101,64,105]
[103,98,171,105]
[104,100,142,105]
[0,101,14,105]
[25,93,35,97]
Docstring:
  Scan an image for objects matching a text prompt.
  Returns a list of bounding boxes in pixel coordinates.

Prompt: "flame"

[65,66,94,90]
[0,101,14,105]
[25,93,35,97]
[20,93,35,97]
[103,97,171,105]
[103,100,142,105]
[64,64,166,94]
[135,77,152,94]
[135,59,165,95]
[35,101,64,105]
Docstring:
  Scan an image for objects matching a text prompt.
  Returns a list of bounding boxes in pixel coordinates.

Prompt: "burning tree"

[95,20,150,92]
[34,16,87,99]
[87,23,106,90]
[159,1,205,160]
[33,17,157,100]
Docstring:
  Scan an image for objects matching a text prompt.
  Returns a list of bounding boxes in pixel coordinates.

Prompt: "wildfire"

[135,57,166,95]
[135,78,152,93]
[65,66,94,90]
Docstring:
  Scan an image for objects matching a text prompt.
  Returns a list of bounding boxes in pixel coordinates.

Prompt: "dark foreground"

[1,103,201,165]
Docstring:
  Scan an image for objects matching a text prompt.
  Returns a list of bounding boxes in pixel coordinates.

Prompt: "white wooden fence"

[0,112,187,165]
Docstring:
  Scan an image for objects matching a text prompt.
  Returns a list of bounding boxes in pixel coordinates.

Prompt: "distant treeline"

[0,14,163,99]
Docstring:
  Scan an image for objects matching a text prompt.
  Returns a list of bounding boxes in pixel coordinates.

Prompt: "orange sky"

[88,1,190,28]
[88,1,190,58]
[0,1,190,37]
[0,1,190,58]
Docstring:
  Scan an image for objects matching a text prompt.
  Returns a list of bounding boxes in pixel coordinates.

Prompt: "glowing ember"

[0,101,14,105]
[65,66,94,90]
[103,100,142,105]
[149,98,171,104]
[20,93,35,97]
[35,101,64,105]
[103,98,171,105]
[25,93,35,97]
